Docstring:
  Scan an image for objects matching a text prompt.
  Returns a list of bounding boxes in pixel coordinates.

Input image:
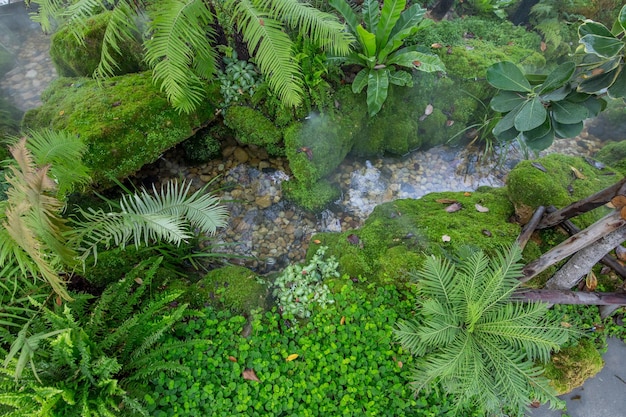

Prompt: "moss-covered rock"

[595,140,626,176]
[186,265,268,313]
[544,339,604,395]
[506,154,622,226]
[182,124,229,163]
[50,11,145,77]
[223,105,284,156]
[308,187,521,285]
[282,178,341,212]
[22,72,217,188]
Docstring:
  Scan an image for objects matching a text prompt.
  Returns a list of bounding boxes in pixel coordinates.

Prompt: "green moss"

[309,187,520,286]
[506,154,622,226]
[182,125,225,163]
[186,265,267,313]
[22,72,217,188]
[544,339,604,395]
[223,105,284,156]
[50,11,145,77]
[282,178,340,212]
[595,140,626,176]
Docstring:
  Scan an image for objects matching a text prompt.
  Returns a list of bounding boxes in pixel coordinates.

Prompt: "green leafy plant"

[329,0,445,116]
[272,246,339,323]
[216,53,262,109]
[394,245,572,416]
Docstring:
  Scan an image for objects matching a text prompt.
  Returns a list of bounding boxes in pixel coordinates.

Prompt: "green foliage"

[329,0,445,116]
[595,139,626,176]
[462,0,516,19]
[395,245,572,416]
[272,246,338,322]
[281,178,341,211]
[0,257,198,417]
[542,338,603,394]
[22,72,217,188]
[216,54,263,109]
[223,105,284,156]
[146,283,478,416]
[181,128,223,163]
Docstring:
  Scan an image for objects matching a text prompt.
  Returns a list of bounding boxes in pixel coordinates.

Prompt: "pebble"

[1,4,614,275]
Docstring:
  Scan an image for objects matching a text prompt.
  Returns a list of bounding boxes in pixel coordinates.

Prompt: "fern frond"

[145,0,217,113]
[93,5,142,79]
[413,255,458,305]
[255,0,354,55]
[26,0,67,33]
[232,0,304,107]
[60,0,106,44]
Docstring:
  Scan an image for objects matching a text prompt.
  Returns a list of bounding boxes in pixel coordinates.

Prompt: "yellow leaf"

[585,271,597,291]
[561,322,572,328]
[570,166,586,180]
[340,316,346,325]
[134,277,143,285]
[286,354,299,362]
[59,110,65,116]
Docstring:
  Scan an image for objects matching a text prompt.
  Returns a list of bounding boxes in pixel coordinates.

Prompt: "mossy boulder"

[282,178,341,212]
[595,140,626,176]
[186,265,268,313]
[50,11,145,77]
[506,154,622,226]
[308,187,521,285]
[22,72,218,188]
[543,339,604,395]
[223,105,284,156]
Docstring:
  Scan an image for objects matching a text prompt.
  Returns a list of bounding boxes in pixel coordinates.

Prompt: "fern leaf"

[232,0,304,107]
[145,0,217,113]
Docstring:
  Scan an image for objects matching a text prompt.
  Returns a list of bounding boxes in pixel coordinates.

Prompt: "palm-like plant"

[394,245,571,416]
[27,0,354,112]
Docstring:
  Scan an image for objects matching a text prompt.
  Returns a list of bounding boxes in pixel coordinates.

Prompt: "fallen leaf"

[134,277,143,285]
[228,356,237,362]
[530,400,541,408]
[340,316,346,325]
[243,368,260,382]
[463,192,471,197]
[442,235,451,242]
[59,110,65,116]
[435,198,458,204]
[313,239,321,244]
[286,354,299,362]
[570,166,586,179]
[615,245,626,262]
[347,234,360,245]
[475,203,489,213]
[431,43,443,49]
[424,104,434,116]
[445,202,462,213]
[531,162,547,172]
[446,120,454,127]
[585,271,597,291]
[55,295,62,306]
[397,361,403,368]
[621,206,626,221]
[561,322,572,328]
[540,41,547,52]
[610,195,626,209]
[482,229,492,237]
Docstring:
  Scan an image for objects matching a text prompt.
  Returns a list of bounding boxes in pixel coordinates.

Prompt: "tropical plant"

[329,0,445,116]
[394,245,572,416]
[487,5,626,152]
[0,257,201,417]
[27,0,354,113]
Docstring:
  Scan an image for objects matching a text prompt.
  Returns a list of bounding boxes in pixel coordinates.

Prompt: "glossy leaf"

[540,86,571,102]
[524,117,552,139]
[550,101,589,124]
[367,68,390,116]
[388,4,425,42]
[388,69,412,86]
[376,0,405,50]
[387,50,443,71]
[493,125,520,142]
[486,62,532,92]
[608,66,626,99]
[539,62,575,94]
[514,97,547,132]
[619,5,626,32]
[578,20,614,38]
[578,68,620,93]
[579,34,624,58]
[356,25,377,58]
[352,68,369,93]
[521,128,555,152]
[329,0,360,35]
[490,91,526,112]
[362,0,380,32]
[493,102,524,134]
[553,120,583,139]
[580,96,606,118]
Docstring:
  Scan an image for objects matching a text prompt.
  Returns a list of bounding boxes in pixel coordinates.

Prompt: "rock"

[255,195,272,209]
[234,147,249,163]
[222,146,237,158]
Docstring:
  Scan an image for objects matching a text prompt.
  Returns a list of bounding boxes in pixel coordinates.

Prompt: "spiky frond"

[73,180,228,263]
[26,0,67,33]
[232,0,304,107]
[145,0,217,113]
[395,245,571,416]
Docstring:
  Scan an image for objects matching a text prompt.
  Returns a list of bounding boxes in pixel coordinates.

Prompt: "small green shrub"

[272,246,338,323]
[182,129,222,163]
[216,55,262,109]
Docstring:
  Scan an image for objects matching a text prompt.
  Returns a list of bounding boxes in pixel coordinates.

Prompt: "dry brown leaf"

[463,192,471,197]
[424,104,434,116]
[431,43,443,49]
[445,202,462,213]
[397,361,403,368]
[475,203,489,213]
[55,295,62,306]
[435,198,458,204]
[615,245,626,262]
[228,356,237,362]
[622,206,626,220]
[560,322,572,328]
[313,239,321,244]
[134,277,143,285]
[340,316,346,325]
[59,110,65,116]
[570,166,586,180]
[243,368,260,382]
[609,195,626,209]
[442,235,451,242]
[540,41,547,52]
[585,271,597,291]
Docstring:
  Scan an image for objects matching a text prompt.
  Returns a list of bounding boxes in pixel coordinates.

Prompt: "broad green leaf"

[565,91,594,103]
[378,37,405,63]
[522,129,555,152]
[539,62,575,95]
[486,62,532,92]
[580,96,606,117]
[352,68,369,93]
[494,126,520,142]
[578,68,620,93]
[579,34,624,58]
[553,120,583,139]
[525,73,547,85]
[329,0,360,36]
[524,117,551,139]
[356,25,377,58]
[578,20,614,38]
[376,0,405,50]
[540,86,571,102]
[387,50,444,72]
[492,102,524,136]
[388,69,412,86]
[367,68,390,116]
[619,5,626,32]
[608,66,626,99]
[490,91,526,112]
[388,4,425,41]
[550,101,589,124]
[362,0,380,32]
[514,97,547,132]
